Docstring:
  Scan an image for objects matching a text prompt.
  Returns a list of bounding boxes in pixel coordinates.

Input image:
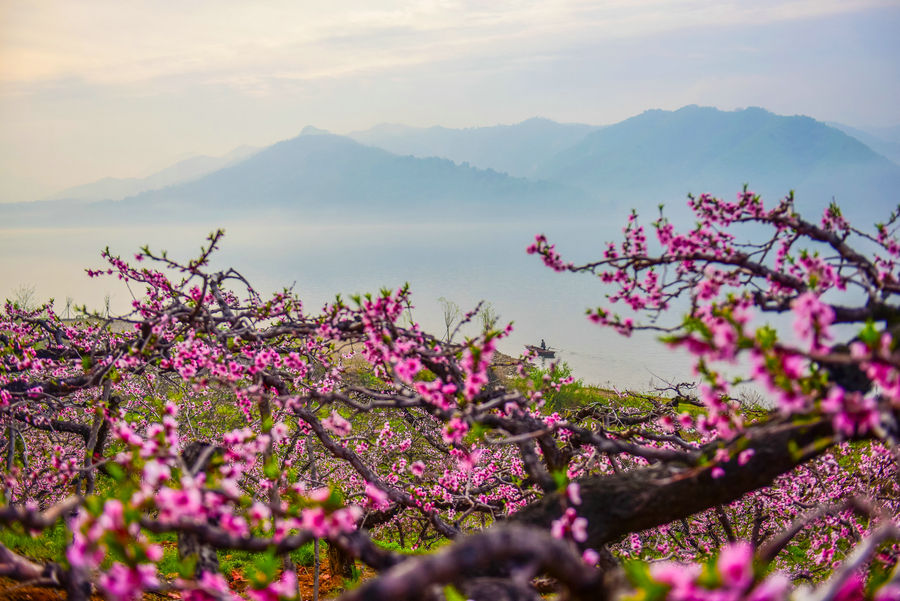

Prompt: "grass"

[216,545,317,578]
[511,361,679,414]
[0,519,321,584]
[0,522,69,563]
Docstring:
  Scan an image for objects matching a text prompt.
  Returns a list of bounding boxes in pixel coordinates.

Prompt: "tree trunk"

[177,442,222,577]
[328,541,355,580]
[510,416,844,548]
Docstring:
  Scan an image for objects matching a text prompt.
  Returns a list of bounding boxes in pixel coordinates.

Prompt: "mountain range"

[3,106,898,228]
[827,122,900,165]
[346,118,600,179]
[537,106,899,212]
[43,145,260,203]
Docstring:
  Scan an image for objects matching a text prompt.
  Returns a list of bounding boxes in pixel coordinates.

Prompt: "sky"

[1,0,899,203]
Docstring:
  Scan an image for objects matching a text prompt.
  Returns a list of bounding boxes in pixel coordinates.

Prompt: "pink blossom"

[322,410,352,436]
[650,562,702,598]
[457,449,482,473]
[300,507,328,537]
[308,487,331,503]
[365,482,391,510]
[581,548,600,565]
[141,460,170,488]
[247,569,298,601]
[659,415,675,432]
[717,541,754,589]
[747,573,791,601]
[875,583,900,601]
[98,563,159,601]
[331,506,362,533]
[566,482,582,505]
[833,573,865,601]
[248,501,271,524]
[442,417,468,444]
[551,508,588,542]
[791,292,835,351]
[66,534,103,569]
[181,572,231,600]
[394,357,423,382]
[571,516,588,542]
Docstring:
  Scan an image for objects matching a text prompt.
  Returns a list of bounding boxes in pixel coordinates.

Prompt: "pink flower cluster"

[649,542,789,601]
[67,500,162,601]
[551,507,588,542]
[526,234,572,272]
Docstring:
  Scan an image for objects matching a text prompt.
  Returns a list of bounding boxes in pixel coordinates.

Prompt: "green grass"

[510,362,675,414]
[0,521,69,563]
[216,542,321,578]
[511,362,596,411]
[342,564,363,590]
[0,519,322,584]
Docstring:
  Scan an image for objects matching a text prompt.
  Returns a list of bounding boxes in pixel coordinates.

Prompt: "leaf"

[323,487,345,511]
[755,326,778,350]
[105,463,126,482]
[249,549,279,588]
[858,320,880,347]
[263,457,280,480]
[84,495,103,516]
[443,584,467,601]
[469,422,489,440]
[261,416,274,433]
[622,561,670,601]
[552,469,569,491]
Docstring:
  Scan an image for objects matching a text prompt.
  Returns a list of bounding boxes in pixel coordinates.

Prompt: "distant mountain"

[533,106,900,221]
[348,118,599,178]
[0,131,587,227]
[45,145,259,202]
[827,122,900,165]
[4,107,897,229]
[855,124,900,146]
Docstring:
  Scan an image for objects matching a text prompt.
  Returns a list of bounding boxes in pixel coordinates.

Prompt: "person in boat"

[540,339,546,350]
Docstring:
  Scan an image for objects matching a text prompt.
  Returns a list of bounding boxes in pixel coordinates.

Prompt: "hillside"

[120,130,587,220]
[44,145,259,202]
[348,118,598,178]
[3,107,897,229]
[533,106,900,220]
[827,121,900,165]
[0,130,588,228]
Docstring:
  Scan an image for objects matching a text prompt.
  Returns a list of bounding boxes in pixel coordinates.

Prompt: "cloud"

[0,0,897,201]
[1,0,893,91]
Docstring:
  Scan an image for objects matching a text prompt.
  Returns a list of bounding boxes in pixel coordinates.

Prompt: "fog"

[0,219,703,391]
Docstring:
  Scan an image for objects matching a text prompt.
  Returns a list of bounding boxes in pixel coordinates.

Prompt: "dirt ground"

[0,565,373,600]
[0,579,75,601]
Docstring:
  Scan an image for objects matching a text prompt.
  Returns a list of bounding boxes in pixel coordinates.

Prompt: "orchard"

[1,189,899,600]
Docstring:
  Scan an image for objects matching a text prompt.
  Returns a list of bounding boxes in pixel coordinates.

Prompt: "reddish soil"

[0,578,75,601]
[0,565,373,600]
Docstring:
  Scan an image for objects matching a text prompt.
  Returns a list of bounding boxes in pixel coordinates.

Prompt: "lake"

[1,218,701,391]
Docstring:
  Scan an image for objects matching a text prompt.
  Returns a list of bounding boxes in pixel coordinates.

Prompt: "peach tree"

[0,190,898,600]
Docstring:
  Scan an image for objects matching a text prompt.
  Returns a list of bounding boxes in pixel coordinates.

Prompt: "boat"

[525,344,555,359]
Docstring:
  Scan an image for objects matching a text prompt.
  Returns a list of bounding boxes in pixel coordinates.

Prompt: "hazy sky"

[1,0,899,202]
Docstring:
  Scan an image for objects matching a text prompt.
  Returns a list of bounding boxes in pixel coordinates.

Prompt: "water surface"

[1,219,698,391]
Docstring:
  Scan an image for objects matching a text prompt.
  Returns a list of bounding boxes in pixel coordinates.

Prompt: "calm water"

[1,219,698,391]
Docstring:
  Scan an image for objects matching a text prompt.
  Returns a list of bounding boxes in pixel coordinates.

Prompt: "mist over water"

[0,219,703,391]
[4,104,894,396]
